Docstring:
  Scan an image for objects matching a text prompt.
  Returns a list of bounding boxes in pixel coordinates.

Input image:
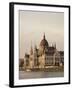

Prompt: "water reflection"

[19,71,64,79]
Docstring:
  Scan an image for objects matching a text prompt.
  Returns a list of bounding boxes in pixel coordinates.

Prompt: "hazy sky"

[19,10,64,58]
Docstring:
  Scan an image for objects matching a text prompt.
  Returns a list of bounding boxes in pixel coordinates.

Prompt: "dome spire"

[43,32,45,39]
[40,33,48,47]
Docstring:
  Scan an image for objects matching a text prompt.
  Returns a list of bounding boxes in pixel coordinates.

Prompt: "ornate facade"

[24,33,64,69]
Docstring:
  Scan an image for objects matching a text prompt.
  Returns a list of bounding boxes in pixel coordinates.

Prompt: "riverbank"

[19,66,64,72]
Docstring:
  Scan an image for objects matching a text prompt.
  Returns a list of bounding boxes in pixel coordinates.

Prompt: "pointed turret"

[34,44,37,50]
[34,44,38,66]
[34,44,38,55]
[53,42,56,49]
[30,43,33,55]
[54,43,56,49]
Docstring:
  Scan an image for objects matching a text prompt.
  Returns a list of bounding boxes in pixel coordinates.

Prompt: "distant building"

[24,33,64,69]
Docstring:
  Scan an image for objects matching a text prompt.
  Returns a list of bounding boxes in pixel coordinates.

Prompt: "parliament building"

[24,33,64,69]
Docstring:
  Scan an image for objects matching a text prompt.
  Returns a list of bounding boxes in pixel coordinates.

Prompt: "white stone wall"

[25,50,62,69]
[39,55,45,68]
[29,55,34,69]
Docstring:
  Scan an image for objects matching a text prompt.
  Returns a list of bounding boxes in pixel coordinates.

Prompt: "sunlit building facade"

[24,34,64,69]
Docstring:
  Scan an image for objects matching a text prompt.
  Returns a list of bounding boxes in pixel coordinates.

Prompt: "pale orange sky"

[19,10,64,58]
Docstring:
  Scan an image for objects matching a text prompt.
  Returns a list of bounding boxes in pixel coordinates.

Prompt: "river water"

[19,71,64,79]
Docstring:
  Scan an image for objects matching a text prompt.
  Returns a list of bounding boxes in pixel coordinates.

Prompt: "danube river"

[19,71,64,79]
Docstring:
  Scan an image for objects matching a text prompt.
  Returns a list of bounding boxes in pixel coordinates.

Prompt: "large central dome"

[40,33,49,48]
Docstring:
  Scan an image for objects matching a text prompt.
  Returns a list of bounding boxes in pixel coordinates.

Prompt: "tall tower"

[30,44,33,55]
[34,44,38,66]
[29,43,34,69]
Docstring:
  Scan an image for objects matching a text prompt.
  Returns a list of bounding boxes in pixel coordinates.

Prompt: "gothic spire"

[34,44,37,50]
[54,42,56,49]
[30,42,33,55]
